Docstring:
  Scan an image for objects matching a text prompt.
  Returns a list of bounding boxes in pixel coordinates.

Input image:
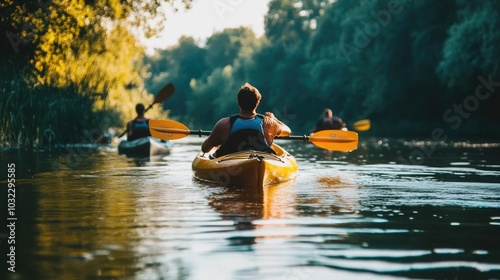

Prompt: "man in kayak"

[310,108,347,133]
[202,83,291,157]
[126,103,151,141]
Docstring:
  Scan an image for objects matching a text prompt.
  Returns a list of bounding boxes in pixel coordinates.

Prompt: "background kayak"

[118,136,172,156]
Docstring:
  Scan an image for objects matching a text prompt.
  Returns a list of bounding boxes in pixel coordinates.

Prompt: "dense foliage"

[1,0,191,146]
[145,0,499,138]
[2,0,499,147]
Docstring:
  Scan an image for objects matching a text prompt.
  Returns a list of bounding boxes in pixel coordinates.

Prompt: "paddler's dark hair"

[237,83,261,111]
[324,108,333,117]
[135,103,145,115]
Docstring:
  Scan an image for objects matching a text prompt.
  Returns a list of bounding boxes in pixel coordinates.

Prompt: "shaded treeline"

[0,0,191,147]
[1,0,498,147]
[145,0,499,138]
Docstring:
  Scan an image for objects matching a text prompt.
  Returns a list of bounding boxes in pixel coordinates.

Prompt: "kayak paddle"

[149,119,358,152]
[118,83,175,138]
[352,119,370,131]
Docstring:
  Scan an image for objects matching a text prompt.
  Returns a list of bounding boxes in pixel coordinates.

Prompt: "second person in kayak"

[202,83,291,157]
[310,108,347,133]
[126,103,151,141]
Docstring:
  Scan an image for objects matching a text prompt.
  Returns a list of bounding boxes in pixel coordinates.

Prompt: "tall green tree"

[437,0,500,119]
[0,0,192,146]
[144,36,207,116]
[205,28,259,69]
[265,0,326,47]
[144,27,262,124]
[307,0,458,133]
[246,0,327,131]
[141,0,499,137]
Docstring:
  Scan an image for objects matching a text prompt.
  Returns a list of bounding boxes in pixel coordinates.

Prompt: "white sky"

[143,0,271,53]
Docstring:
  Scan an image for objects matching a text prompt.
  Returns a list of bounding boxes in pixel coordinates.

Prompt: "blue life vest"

[129,119,150,141]
[215,114,275,157]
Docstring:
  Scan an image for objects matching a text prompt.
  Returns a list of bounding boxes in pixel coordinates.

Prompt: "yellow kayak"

[192,144,298,188]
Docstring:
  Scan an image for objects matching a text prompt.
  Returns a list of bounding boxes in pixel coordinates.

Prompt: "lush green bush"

[0,73,120,148]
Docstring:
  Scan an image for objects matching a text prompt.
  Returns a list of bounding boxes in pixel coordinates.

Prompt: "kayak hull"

[118,137,172,156]
[192,144,298,188]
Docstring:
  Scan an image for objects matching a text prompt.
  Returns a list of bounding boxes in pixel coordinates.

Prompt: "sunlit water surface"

[1,137,500,280]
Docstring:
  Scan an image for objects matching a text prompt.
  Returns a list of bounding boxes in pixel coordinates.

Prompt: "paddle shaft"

[171,121,368,135]
[183,129,329,142]
[149,119,358,151]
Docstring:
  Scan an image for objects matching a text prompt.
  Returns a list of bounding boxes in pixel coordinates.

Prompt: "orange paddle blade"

[149,119,190,140]
[353,119,371,131]
[309,130,359,151]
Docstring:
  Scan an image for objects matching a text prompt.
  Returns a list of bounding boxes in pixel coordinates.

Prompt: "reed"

[0,74,120,148]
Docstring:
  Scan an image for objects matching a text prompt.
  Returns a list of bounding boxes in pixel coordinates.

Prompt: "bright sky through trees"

[143,0,270,53]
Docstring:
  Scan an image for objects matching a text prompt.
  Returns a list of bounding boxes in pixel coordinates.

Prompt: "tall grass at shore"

[0,75,120,148]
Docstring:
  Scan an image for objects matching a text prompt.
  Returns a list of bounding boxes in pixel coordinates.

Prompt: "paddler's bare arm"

[201,118,230,153]
[264,112,291,137]
[126,121,133,139]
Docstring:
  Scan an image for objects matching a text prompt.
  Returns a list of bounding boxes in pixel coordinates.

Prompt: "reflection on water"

[1,137,500,279]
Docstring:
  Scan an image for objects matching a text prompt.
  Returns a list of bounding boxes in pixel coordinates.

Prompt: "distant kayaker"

[126,103,151,141]
[202,83,291,157]
[310,108,347,133]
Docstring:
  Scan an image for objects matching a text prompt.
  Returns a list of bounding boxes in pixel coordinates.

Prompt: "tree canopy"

[2,0,499,147]
[1,0,191,146]
[145,0,499,138]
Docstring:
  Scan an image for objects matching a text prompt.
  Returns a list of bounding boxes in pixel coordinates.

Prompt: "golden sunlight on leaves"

[1,0,189,146]
[21,0,185,121]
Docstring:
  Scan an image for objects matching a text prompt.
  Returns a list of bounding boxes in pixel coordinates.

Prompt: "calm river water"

[1,137,500,280]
